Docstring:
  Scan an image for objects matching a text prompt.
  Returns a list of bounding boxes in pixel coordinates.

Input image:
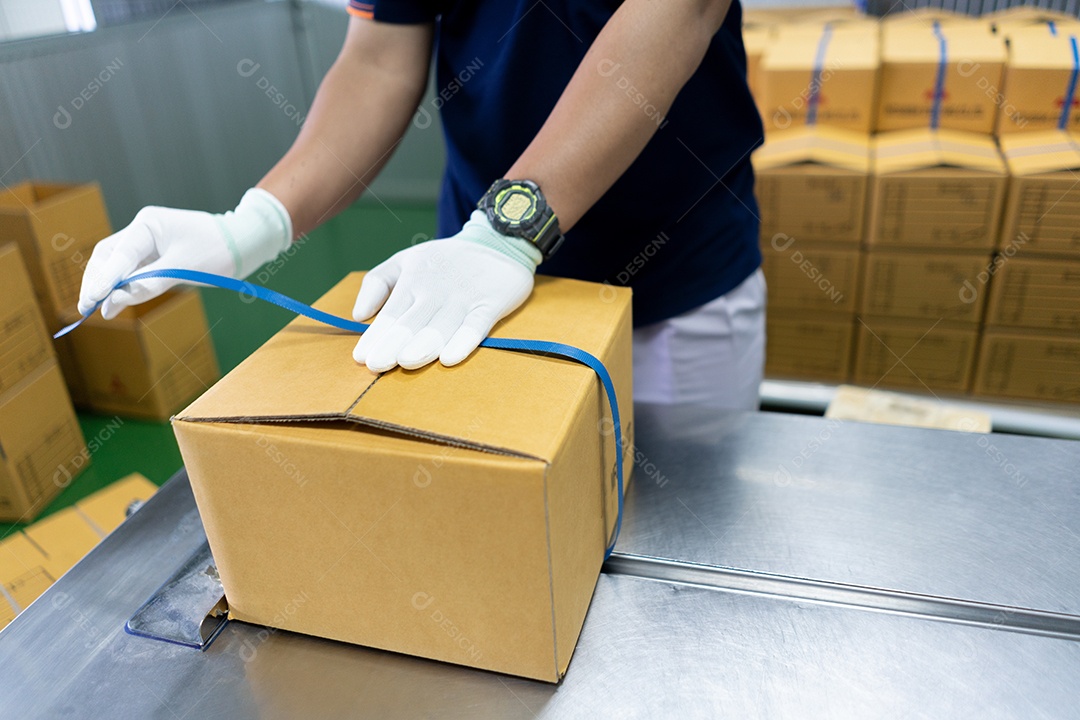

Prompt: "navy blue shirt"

[351,0,763,327]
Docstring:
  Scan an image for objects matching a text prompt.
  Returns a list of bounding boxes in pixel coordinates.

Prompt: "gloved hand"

[78,188,292,319]
[352,210,540,372]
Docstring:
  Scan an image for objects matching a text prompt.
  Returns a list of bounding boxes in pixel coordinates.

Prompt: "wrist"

[460,210,542,272]
[218,188,293,278]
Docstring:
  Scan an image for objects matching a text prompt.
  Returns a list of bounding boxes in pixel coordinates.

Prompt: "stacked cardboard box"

[0,181,221,420]
[856,129,1005,393]
[755,127,868,382]
[0,182,111,405]
[987,6,1080,37]
[974,132,1080,403]
[0,244,87,522]
[877,20,1006,134]
[996,24,1080,135]
[758,21,881,134]
[0,473,156,628]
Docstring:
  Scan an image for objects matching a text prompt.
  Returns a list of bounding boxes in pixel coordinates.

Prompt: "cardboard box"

[761,242,861,313]
[854,318,979,393]
[997,25,1080,134]
[172,273,634,682]
[877,23,1006,134]
[0,244,54,397]
[0,361,86,522]
[65,291,220,421]
[825,385,991,431]
[754,126,870,245]
[0,473,157,627]
[974,330,1080,403]
[999,131,1080,255]
[765,312,854,382]
[759,23,880,133]
[868,129,1007,250]
[984,257,1080,331]
[0,182,111,323]
[861,250,989,324]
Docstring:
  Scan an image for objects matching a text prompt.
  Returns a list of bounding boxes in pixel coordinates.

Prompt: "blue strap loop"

[58,269,626,559]
[1060,35,1079,131]
[806,24,834,126]
[930,21,947,130]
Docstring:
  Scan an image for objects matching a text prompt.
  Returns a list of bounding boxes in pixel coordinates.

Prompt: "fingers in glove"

[364,297,440,373]
[397,304,471,370]
[352,286,414,367]
[78,222,156,316]
[440,307,501,367]
[352,257,403,322]
[99,257,181,319]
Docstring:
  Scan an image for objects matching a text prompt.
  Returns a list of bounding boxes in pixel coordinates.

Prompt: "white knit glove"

[78,188,292,319]
[352,210,540,372]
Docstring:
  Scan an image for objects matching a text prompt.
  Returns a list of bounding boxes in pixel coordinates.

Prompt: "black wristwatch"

[477,179,565,260]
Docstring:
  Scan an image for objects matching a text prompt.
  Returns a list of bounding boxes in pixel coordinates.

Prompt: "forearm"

[506,0,731,231]
[259,19,433,237]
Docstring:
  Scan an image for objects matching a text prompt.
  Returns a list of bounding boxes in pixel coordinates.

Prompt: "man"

[79,0,765,408]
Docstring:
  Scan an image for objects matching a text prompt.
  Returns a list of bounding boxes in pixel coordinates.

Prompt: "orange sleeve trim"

[347,6,375,19]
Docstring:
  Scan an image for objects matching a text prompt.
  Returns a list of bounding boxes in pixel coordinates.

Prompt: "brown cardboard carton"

[765,312,855,382]
[999,131,1080,255]
[877,23,1006,133]
[761,241,861,313]
[0,244,54,396]
[853,317,979,393]
[0,361,86,522]
[0,473,157,628]
[861,250,989,323]
[997,25,1080,134]
[65,290,220,421]
[826,385,991,431]
[172,273,634,683]
[754,126,871,245]
[984,257,1080,331]
[974,330,1080,403]
[0,182,111,323]
[759,23,880,133]
[868,129,1007,249]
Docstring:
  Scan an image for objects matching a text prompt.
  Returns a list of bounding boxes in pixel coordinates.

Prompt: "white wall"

[0,0,68,41]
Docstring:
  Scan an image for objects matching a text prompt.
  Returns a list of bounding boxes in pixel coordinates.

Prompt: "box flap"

[873,129,1006,174]
[764,25,880,70]
[999,131,1080,175]
[1008,24,1080,69]
[754,126,871,173]
[178,273,632,462]
[881,8,972,26]
[882,22,1006,63]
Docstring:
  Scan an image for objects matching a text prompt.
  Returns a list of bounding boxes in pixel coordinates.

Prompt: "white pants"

[632,269,766,410]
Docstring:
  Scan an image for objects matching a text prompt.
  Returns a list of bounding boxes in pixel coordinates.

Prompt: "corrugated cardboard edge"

[1000,131,1080,175]
[754,126,871,173]
[873,129,1006,174]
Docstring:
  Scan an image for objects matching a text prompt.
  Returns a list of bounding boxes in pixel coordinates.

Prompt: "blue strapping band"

[1060,35,1079,130]
[806,24,834,126]
[58,269,626,560]
[931,21,947,130]
[1050,21,1059,36]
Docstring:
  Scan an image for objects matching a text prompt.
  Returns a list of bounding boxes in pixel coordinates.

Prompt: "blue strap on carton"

[806,24,834,126]
[57,269,627,559]
[930,21,948,130]
[1060,34,1079,130]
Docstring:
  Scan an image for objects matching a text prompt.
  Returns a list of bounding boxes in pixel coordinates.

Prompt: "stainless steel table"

[2,406,1079,718]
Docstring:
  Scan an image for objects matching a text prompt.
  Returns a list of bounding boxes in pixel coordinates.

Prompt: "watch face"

[495,186,538,227]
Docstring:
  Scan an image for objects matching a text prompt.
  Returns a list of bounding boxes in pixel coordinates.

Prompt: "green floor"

[0,201,437,537]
